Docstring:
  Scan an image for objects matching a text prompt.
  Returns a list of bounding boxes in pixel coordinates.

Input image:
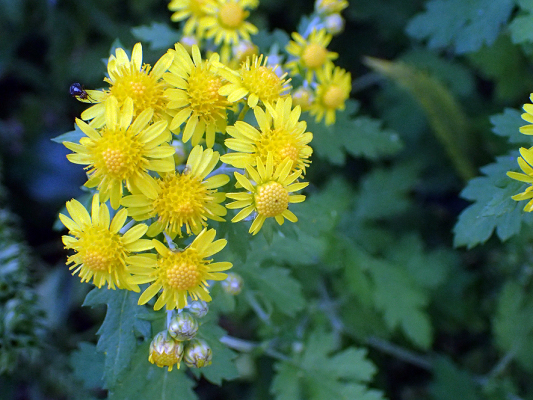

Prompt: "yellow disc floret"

[255,182,290,217]
[219,2,244,28]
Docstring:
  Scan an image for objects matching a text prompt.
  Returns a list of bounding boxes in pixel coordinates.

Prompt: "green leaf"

[109,343,198,400]
[192,322,239,385]
[70,342,105,390]
[369,255,432,349]
[453,153,533,248]
[271,330,383,400]
[493,281,533,371]
[240,264,305,317]
[430,356,482,400]
[509,1,533,44]
[304,100,403,166]
[352,163,419,220]
[131,22,181,50]
[406,0,514,54]
[490,108,528,145]
[83,288,151,388]
[51,124,85,144]
[467,35,533,101]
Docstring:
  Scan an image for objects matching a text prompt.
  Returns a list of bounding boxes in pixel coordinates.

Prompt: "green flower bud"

[221,272,243,295]
[168,312,199,341]
[188,300,209,318]
[183,338,212,368]
[149,331,184,371]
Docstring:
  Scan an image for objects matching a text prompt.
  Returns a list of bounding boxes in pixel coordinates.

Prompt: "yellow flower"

[221,97,313,174]
[81,43,174,128]
[121,145,229,237]
[168,0,213,38]
[285,29,338,82]
[507,147,533,212]
[520,98,533,135]
[64,97,176,209]
[164,44,230,148]
[226,153,308,235]
[59,195,155,291]
[309,63,351,126]
[218,54,291,111]
[199,0,258,45]
[133,228,232,310]
[315,0,348,15]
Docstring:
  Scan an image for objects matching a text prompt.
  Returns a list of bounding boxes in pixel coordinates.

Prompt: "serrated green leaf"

[369,256,432,349]
[510,1,533,44]
[406,0,514,54]
[272,362,301,400]
[70,342,105,390]
[352,163,418,220]
[453,153,533,248]
[83,288,151,388]
[109,343,198,400]
[490,108,528,145]
[272,330,382,400]
[241,265,305,317]
[131,22,181,51]
[304,100,402,165]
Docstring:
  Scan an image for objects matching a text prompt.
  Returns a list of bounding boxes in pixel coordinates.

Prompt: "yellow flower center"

[323,84,346,109]
[159,249,202,290]
[219,2,244,29]
[153,173,210,234]
[187,67,228,122]
[242,64,286,104]
[302,43,327,69]
[77,226,124,272]
[254,127,300,170]
[109,64,166,116]
[255,181,289,217]
[92,128,145,180]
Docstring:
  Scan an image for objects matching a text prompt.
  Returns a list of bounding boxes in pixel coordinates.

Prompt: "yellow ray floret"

[121,145,229,237]
[132,228,232,310]
[164,43,230,148]
[168,0,214,38]
[59,195,155,291]
[64,97,176,209]
[80,42,174,128]
[309,63,351,126]
[226,153,308,235]
[507,147,533,212]
[221,97,313,174]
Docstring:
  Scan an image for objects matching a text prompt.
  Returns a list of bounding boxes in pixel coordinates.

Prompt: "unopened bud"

[292,87,315,111]
[149,331,184,371]
[221,272,244,295]
[171,140,187,165]
[324,13,345,35]
[188,300,209,318]
[183,338,213,368]
[180,36,198,53]
[168,312,199,341]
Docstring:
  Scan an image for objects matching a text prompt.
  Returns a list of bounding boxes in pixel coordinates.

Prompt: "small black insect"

[69,83,94,102]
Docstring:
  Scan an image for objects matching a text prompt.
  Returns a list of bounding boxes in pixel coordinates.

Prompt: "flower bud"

[188,300,209,318]
[149,331,184,371]
[171,140,187,165]
[168,312,199,341]
[324,13,345,35]
[180,36,198,53]
[292,87,315,111]
[183,338,213,368]
[221,272,244,295]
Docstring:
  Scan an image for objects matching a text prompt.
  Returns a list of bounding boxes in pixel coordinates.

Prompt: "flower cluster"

[60,0,351,370]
